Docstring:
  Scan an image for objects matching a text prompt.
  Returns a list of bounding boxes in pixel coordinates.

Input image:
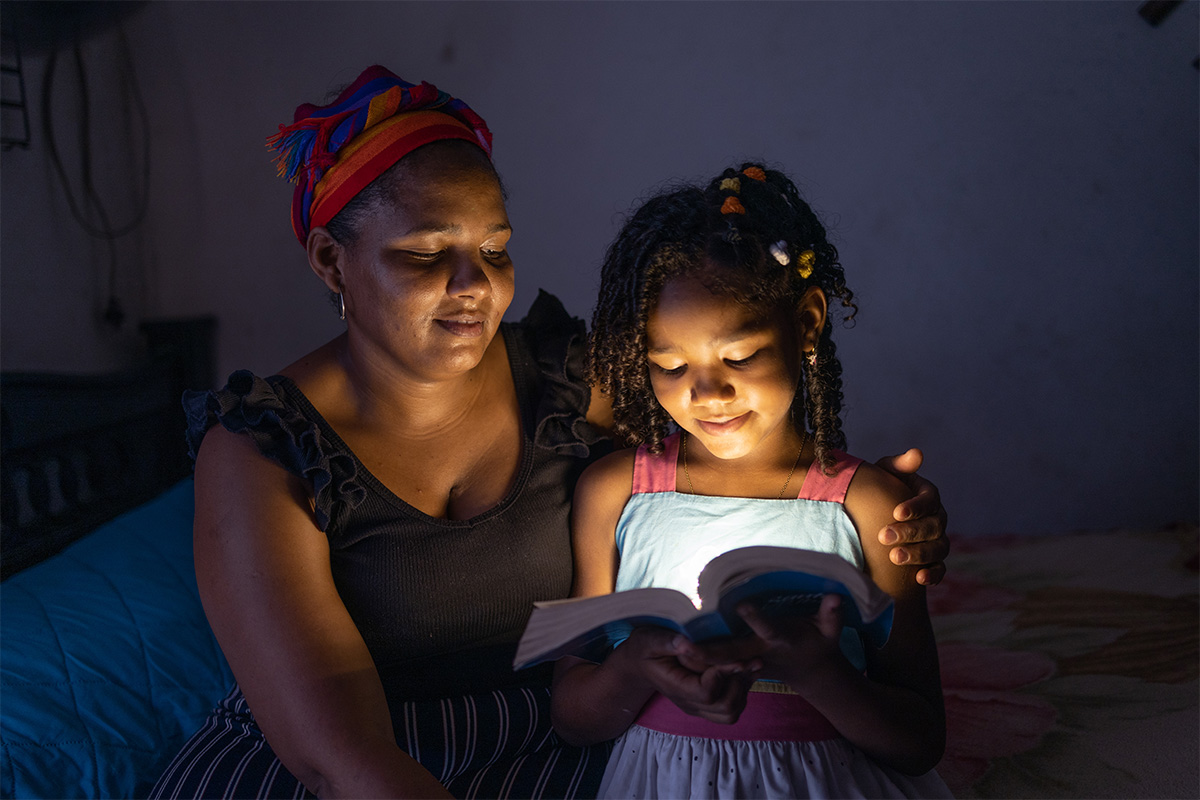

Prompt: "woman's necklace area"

[681,430,808,499]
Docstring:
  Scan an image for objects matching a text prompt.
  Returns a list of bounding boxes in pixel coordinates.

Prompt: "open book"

[514,545,894,670]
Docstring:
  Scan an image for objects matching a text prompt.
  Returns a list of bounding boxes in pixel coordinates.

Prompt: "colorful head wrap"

[266,65,493,245]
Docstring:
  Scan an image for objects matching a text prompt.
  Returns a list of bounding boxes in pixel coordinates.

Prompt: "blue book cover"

[514,546,894,670]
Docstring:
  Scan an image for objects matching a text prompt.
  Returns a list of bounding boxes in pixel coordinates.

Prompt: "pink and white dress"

[597,433,952,799]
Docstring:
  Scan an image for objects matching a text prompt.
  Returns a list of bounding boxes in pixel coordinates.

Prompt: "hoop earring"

[338,292,346,321]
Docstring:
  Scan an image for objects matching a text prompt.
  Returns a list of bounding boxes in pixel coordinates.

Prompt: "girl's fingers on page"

[652,662,721,711]
[813,594,844,639]
[633,625,688,658]
[692,667,750,724]
[737,597,840,643]
[677,633,765,669]
[670,639,710,673]
[735,602,775,640]
[698,663,729,695]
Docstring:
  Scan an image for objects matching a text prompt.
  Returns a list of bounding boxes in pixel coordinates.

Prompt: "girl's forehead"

[649,276,775,348]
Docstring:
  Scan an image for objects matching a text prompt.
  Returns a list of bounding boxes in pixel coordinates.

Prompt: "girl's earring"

[806,342,818,367]
[338,292,346,321]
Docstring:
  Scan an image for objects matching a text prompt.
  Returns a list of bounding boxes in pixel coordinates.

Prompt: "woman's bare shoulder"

[192,424,316,533]
[277,337,348,400]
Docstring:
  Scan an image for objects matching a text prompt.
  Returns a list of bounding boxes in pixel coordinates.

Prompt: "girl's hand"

[675,595,847,692]
[736,594,847,689]
[625,626,756,725]
[874,448,949,585]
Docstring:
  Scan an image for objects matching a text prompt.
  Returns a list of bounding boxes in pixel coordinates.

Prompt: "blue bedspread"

[1,479,234,799]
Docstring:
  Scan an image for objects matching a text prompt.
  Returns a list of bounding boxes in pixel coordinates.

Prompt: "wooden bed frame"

[0,317,216,579]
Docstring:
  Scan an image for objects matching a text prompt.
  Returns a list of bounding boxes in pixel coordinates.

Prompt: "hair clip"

[742,166,767,182]
[719,177,741,193]
[721,196,746,215]
[769,241,790,266]
[797,249,816,279]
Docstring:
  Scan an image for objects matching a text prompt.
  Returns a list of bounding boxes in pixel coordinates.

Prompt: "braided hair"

[588,163,856,474]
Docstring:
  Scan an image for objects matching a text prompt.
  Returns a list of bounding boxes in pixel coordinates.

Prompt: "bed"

[929,524,1198,798]
[1,322,1196,798]
[1,319,233,799]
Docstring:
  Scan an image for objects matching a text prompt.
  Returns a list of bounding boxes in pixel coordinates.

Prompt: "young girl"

[550,164,952,798]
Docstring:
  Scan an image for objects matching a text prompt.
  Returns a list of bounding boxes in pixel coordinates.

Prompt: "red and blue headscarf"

[266,65,493,246]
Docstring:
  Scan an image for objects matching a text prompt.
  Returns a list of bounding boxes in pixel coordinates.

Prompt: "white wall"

[2,0,1197,536]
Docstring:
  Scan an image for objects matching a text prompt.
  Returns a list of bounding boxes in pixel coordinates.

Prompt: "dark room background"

[2,0,1197,538]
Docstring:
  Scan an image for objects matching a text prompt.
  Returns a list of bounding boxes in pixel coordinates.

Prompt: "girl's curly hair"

[588,163,857,474]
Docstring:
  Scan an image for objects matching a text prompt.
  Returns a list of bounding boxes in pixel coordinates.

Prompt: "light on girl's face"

[645,276,802,463]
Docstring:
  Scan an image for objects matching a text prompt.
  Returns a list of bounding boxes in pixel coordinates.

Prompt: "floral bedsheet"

[929,523,1198,799]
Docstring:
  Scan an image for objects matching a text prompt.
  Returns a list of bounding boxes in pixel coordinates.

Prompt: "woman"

[151,66,949,799]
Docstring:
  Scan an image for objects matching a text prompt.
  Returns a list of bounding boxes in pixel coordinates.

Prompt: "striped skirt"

[150,684,609,799]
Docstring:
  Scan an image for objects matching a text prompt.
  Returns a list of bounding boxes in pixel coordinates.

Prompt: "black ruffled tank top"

[183,291,608,701]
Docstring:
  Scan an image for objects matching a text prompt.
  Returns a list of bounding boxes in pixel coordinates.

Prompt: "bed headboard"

[0,317,216,579]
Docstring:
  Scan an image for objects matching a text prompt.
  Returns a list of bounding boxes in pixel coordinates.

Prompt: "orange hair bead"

[742,166,767,182]
[721,196,746,215]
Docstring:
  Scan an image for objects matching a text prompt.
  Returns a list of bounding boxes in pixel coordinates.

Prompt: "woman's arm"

[549,451,753,746]
[193,427,452,799]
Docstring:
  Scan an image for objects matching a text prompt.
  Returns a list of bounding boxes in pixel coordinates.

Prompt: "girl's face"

[335,149,514,381]
[646,274,803,463]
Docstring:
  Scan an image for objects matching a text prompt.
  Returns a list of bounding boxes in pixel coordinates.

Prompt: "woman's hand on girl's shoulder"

[872,448,949,585]
[844,461,925,594]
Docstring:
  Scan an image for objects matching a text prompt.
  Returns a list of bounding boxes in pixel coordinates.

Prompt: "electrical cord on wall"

[42,25,150,328]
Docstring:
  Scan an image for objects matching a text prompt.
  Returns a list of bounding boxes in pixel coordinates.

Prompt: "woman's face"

[338,147,514,381]
[646,275,802,462]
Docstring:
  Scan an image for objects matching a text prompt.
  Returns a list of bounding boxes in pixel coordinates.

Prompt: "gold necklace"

[681,430,808,499]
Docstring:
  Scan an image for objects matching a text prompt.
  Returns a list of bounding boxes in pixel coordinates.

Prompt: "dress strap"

[795,450,864,503]
[630,432,681,494]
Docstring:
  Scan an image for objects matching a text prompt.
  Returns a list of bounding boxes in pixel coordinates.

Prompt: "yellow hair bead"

[720,177,741,192]
[797,249,816,278]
